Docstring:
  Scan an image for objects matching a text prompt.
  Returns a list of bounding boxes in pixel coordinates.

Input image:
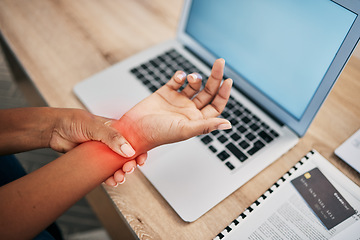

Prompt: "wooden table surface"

[1,1,359,239]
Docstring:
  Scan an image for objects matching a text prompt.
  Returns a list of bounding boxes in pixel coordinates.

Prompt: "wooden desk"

[1,1,359,239]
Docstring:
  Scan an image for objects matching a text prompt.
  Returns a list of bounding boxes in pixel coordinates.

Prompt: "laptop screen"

[185,0,357,121]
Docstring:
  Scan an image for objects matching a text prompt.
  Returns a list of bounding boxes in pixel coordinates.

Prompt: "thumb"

[184,118,232,138]
[93,120,136,158]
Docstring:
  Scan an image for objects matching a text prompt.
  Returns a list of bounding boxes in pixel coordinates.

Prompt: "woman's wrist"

[112,115,148,155]
[34,107,59,149]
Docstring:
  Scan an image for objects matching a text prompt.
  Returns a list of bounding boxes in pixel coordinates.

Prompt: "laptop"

[74,0,360,222]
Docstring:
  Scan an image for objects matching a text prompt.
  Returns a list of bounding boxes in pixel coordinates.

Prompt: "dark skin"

[0,107,146,186]
[0,59,232,239]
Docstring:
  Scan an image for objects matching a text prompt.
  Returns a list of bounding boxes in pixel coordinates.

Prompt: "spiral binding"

[214,150,315,240]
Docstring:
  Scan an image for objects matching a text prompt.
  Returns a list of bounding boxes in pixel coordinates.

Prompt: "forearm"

[0,115,148,239]
[0,141,129,240]
[0,108,56,154]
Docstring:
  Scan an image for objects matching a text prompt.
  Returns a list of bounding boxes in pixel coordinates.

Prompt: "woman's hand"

[114,58,233,153]
[49,108,146,186]
[50,58,232,186]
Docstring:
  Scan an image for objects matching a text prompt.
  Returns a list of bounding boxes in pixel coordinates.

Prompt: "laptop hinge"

[184,45,285,127]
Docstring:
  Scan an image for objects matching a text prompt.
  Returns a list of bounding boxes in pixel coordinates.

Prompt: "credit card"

[291,167,355,229]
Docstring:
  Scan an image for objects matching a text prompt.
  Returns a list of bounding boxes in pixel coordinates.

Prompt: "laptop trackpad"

[140,138,229,221]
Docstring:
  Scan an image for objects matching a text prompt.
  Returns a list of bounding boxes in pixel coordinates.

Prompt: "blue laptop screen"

[185,0,356,120]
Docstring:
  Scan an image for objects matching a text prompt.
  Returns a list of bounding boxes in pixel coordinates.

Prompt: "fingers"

[106,169,126,186]
[104,160,137,187]
[164,70,203,99]
[183,118,232,138]
[201,78,233,118]
[180,73,202,98]
[123,160,137,173]
[192,58,225,109]
[135,152,148,166]
[165,71,187,91]
[93,119,136,158]
[104,175,123,187]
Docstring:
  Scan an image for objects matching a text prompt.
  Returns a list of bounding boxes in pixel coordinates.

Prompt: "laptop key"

[254,139,265,148]
[217,150,230,161]
[218,135,228,143]
[221,111,230,118]
[230,118,239,126]
[211,130,220,136]
[135,72,144,79]
[247,140,265,156]
[259,130,273,143]
[142,79,151,85]
[238,125,247,133]
[201,135,213,144]
[149,60,158,67]
[234,109,242,116]
[245,132,256,141]
[250,123,259,131]
[242,116,251,124]
[165,73,173,79]
[252,115,260,121]
[239,140,250,149]
[209,145,217,153]
[225,162,235,170]
[270,129,279,137]
[149,86,158,92]
[226,143,248,162]
[224,128,232,134]
[230,132,241,141]
[226,102,235,109]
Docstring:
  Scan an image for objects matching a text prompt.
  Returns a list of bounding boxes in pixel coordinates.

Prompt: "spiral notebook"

[215,150,360,240]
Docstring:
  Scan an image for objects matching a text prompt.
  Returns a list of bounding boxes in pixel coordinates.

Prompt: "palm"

[116,59,232,152]
[124,89,203,146]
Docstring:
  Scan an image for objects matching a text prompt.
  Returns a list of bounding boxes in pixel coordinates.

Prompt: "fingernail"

[194,73,202,80]
[106,179,118,187]
[126,167,135,174]
[217,123,232,130]
[119,177,126,184]
[189,73,202,83]
[120,143,136,157]
[176,72,186,80]
[113,182,119,187]
[104,120,112,126]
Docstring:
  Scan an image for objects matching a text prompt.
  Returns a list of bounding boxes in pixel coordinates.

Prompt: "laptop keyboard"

[130,49,202,92]
[130,49,279,171]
